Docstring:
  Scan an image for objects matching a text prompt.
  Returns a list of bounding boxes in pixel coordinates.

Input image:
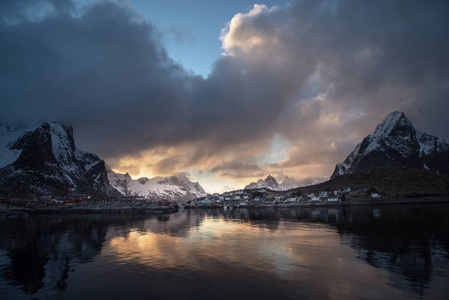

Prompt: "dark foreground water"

[0,204,448,299]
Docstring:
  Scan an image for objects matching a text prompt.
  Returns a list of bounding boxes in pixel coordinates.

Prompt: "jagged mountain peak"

[244,175,281,191]
[264,175,278,184]
[0,122,119,197]
[373,111,414,138]
[331,111,449,179]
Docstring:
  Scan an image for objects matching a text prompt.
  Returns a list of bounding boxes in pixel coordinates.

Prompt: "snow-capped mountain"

[279,176,299,190]
[245,175,324,191]
[107,169,207,202]
[331,111,449,179]
[0,122,119,198]
[244,175,281,191]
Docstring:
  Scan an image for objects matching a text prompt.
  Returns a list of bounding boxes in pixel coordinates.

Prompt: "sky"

[1,0,449,193]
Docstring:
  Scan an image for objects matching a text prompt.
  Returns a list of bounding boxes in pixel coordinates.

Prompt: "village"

[0,186,383,210]
[187,187,381,208]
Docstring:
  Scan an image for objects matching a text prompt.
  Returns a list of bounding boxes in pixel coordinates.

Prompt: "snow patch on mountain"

[279,176,298,190]
[331,111,449,179]
[245,175,325,191]
[0,122,118,197]
[245,175,279,190]
[0,124,32,168]
[107,169,207,201]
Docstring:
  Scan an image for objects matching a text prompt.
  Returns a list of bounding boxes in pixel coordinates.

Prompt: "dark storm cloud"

[209,161,264,178]
[0,0,75,25]
[0,0,197,154]
[1,0,448,179]
[300,0,449,136]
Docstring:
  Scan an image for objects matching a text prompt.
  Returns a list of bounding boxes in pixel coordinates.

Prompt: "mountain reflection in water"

[0,204,447,299]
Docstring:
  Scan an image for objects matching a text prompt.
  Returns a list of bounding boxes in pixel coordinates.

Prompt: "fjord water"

[0,204,448,299]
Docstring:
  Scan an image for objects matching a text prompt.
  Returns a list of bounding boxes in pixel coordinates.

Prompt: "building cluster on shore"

[188,187,381,208]
[0,185,383,210]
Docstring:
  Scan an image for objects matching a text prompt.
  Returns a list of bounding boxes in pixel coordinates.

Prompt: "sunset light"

[0,1,448,298]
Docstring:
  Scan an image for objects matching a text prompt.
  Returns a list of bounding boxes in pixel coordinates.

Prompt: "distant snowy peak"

[107,170,207,201]
[331,111,449,179]
[264,175,279,190]
[279,176,298,190]
[245,175,324,191]
[245,175,293,191]
[244,175,279,191]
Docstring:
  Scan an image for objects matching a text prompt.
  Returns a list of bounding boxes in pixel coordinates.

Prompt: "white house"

[285,197,297,203]
[327,197,339,202]
[196,199,212,205]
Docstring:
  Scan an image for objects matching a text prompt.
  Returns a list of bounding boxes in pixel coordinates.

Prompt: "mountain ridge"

[107,169,207,202]
[0,122,119,198]
[331,111,449,179]
[244,175,324,191]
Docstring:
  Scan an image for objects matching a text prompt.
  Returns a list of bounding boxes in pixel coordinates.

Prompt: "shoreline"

[196,196,449,209]
[0,200,177,217]
[1,196,447,217]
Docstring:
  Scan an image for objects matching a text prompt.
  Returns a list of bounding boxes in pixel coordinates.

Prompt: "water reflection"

[0,204,447,299]
[0,215,147,298]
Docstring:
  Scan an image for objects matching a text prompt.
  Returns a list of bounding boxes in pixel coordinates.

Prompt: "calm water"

[0,204,448,299]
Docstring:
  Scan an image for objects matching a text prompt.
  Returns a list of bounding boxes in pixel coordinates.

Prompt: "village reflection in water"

[0,204,447,299]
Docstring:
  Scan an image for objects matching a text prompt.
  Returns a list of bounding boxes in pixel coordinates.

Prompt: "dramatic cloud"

[1,0,448,191]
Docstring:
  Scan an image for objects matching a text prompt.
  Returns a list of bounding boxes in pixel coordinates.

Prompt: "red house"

[68,194,90,202]
[63,197,76,205]
[157,200,170,206]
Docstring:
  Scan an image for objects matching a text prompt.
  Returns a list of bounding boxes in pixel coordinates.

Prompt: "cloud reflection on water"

[0,205,447,299]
